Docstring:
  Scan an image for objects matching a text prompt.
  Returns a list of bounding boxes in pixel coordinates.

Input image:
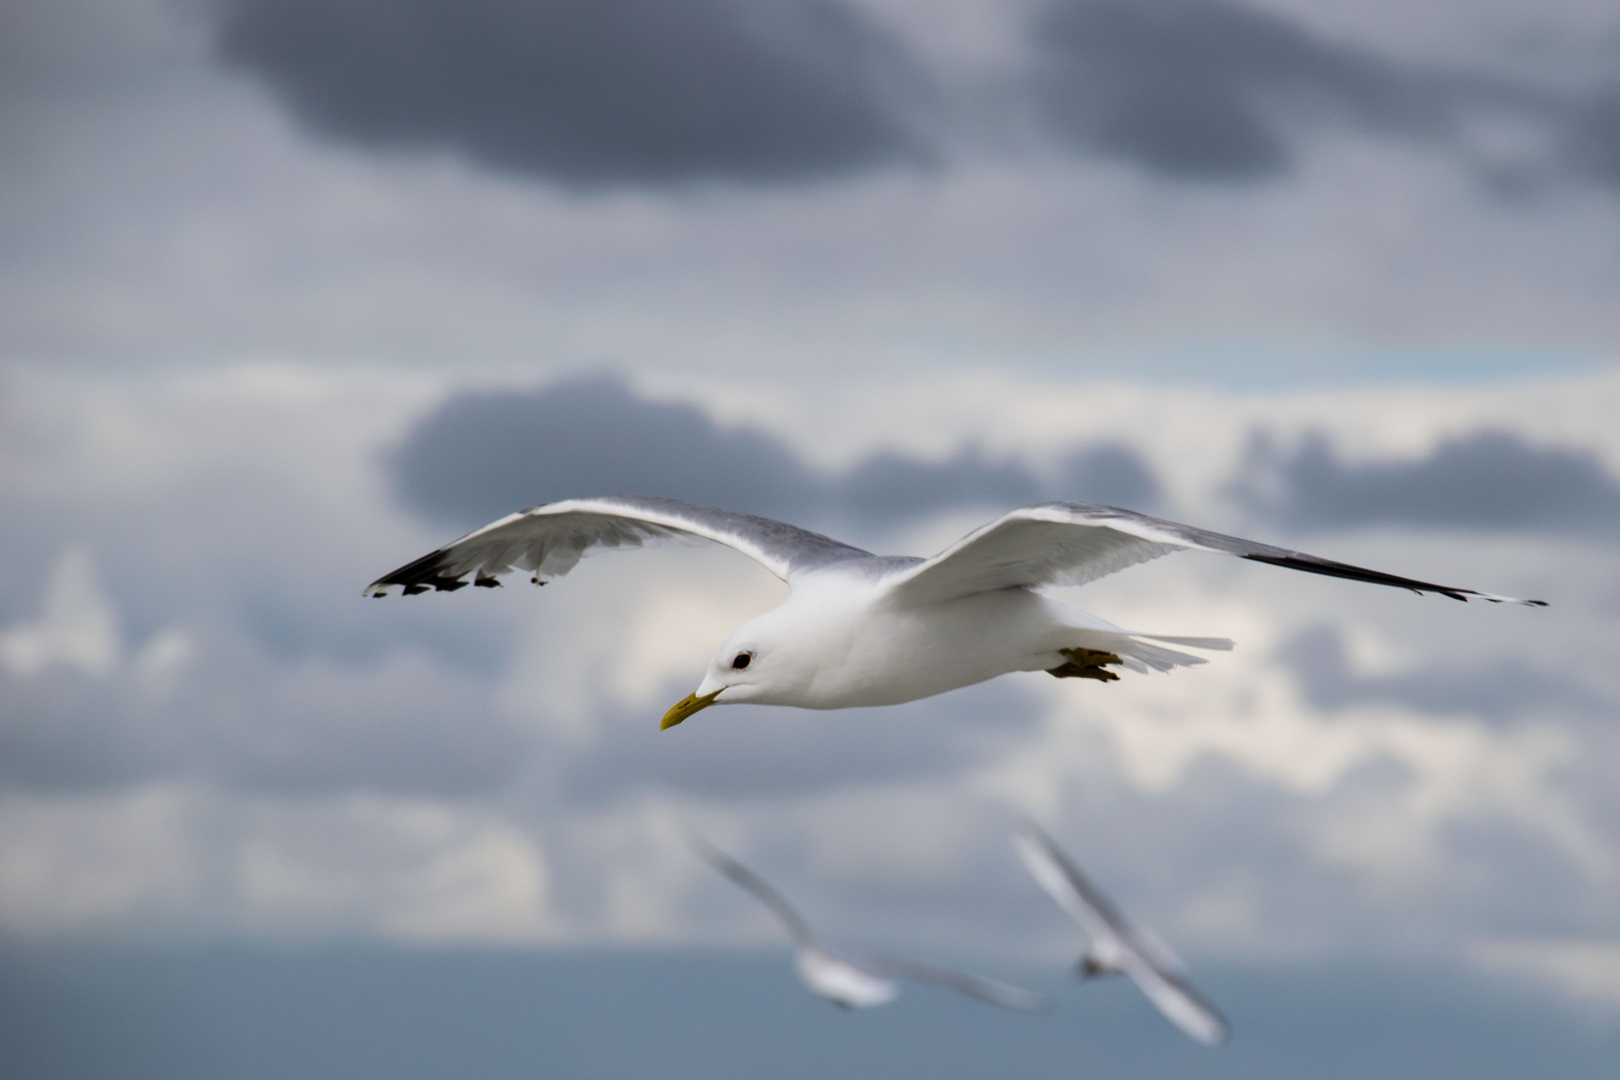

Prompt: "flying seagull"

[365,495,1544,728]
[688,832,1046,1011]
[1013,820,1228,1046]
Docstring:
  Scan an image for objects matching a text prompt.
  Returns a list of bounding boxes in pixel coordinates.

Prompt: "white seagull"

[688,832,1047,1011]
[365,495,1544,728]
[1013,820,1229,1046]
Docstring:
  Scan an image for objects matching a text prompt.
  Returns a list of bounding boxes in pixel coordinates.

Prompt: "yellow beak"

[660,688,722,730]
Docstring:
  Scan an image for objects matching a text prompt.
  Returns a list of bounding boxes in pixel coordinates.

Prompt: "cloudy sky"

[3,0,1620,1069]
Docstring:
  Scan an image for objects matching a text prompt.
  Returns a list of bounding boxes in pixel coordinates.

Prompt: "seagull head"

[660,579,876,728]
[660,608,806,729]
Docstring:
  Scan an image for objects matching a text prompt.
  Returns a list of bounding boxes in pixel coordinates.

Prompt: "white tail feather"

[1136,634,1234,651]
[1128,639,1206,672]
[1066,631,1217,674]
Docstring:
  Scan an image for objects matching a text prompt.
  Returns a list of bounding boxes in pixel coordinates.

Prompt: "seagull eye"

[732,652,752,670]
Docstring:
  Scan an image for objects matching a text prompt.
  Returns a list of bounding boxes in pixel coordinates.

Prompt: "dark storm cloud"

[1278,625,1611,725]
[839,447,1044,522]
[212,0,927,186]
[1028,0,1448,180]
[839,439,1163,525]
[1025,0,1620,194]
[391,374,825,528]
[1228,429,1620,534]
[1056,442,1162,509]
[388,374,1165,532]
[208,0,1620,198]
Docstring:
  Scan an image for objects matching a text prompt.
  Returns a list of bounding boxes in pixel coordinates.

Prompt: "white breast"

[780,576,1068,708]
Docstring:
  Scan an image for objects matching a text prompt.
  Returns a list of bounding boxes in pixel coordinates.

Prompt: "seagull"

[1013,820,1228,1046]
[687,831,1047,1011]
[364,495,1544,728]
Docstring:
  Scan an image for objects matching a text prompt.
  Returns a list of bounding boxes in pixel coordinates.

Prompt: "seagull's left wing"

[365,495,871,596]
[686,833,818,947]
[863,956,1049,1012]
[886,502,1546,606]
[1012,820,1134,947]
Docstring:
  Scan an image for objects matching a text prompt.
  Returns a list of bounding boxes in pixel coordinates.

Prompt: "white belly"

[797,588,1073,708]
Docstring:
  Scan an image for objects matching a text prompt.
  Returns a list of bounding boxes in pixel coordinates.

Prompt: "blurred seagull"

[365,496,1544,728]
[1013,820,1229,1046]
[688,832,1046,1012]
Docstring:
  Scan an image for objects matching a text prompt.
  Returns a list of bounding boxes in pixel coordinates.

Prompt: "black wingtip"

[366,549,476,598]
[1243,553,1535,606]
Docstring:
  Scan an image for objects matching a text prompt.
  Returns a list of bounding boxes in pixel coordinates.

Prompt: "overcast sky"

[3,0,1620,1039]
[4,0,1620,379]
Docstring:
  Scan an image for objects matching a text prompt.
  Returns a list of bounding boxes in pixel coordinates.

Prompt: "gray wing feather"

[863,956,1049,1012]
[686,833,816,948]
[886,502,1546,606]
[365,495,871,596]
[1013,821,1135,945]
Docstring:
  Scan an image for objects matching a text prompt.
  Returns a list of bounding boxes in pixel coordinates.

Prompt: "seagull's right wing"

[887,502,1546,607]
[365,495,871,596]
[686,833,816,947]
[865,956,1049,1012]
[1118,955,1231,1046]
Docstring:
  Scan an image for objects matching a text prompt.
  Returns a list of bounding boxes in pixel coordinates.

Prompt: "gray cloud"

[388,375,1165,533]
[1228,429,1620,534]
[0,634,522,799]
[1056,442,1162,509]
[1029,0,1449,180]
[0,670,177,791]
[839,447,1043,522]
[1277,625,1612,725]
[1565,90,1620,189]
[212,0,927,186]
[188,641,526,797]
[1025,0,1620,196]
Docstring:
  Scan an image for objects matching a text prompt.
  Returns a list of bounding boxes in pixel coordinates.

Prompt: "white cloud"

[0,545,120,678]
[133,625,194,690]
[0,785,200,937]
[236,794,556,943]
[1473,937,1620,1010]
